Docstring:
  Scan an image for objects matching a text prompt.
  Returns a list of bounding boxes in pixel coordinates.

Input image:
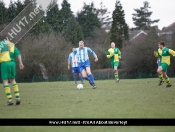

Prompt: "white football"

[77,84,83,89]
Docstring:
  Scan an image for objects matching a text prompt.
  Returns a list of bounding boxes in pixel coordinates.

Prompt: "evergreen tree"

[96,2,112,30]
[31,18,50,35]
[141,27,158,73]
[110,0,129,49]
[28,0,50,35]
[45,0,62,32]
[60,0,73,32]
[23,0,32,7]
[64,15,84,46]
[15,0,25,14]
[76,2,101,39]
[0,0,8,24]
[132,1,159,30]
[171,31,175,49]
[7,0,18,22]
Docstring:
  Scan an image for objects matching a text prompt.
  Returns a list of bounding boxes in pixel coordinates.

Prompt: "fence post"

[32,75,35,82]
[56,73,62,81]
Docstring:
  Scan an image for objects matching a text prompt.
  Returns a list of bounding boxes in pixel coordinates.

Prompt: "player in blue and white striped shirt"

[68,47,84,84]
[73,41,98,89]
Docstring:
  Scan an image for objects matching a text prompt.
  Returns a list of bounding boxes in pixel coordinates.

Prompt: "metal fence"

[14,71,174,83]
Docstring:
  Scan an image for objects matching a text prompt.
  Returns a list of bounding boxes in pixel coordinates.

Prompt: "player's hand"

[154,51,157,54]
[19,63,24,70]
[110,53,114,57]
[95,58,98,62]
[73,60,77,64]
[118,56,121,59]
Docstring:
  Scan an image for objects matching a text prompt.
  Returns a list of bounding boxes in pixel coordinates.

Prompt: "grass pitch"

[0,78,175,132]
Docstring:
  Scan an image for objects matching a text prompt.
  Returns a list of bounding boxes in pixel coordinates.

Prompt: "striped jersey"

[154,47,175,65]
[68,52,79,67]
[73,47,96,62]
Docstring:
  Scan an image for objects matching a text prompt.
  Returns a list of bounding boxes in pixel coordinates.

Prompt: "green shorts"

[111,61,119,69]
[1,61,16,80]
[161,63,169,72]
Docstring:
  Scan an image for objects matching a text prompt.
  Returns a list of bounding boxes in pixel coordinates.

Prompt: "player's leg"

[73,73,77,84]
[81,69,91,83]
[78,73,84,84]
[72,67,77,84]
[114,61,119,83]
[1,62,13,105]
[3,79,14,105]
[163,72,171,88]
[85,61,96,89]
[157,66,164,86]
[74,67,84,84]
[79,62,91,84]
[10,61,20,104]
[10,79,20,105]
[9,61,20,105]
[162,63,171,88]
[114,66,119,82]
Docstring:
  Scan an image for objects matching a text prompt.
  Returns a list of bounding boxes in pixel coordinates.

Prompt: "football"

[77,84,83,89]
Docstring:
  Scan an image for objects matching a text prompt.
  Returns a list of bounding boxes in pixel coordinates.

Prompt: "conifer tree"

[132,1,159,30]
[110,0,129,49]
[76,2,101,39]
[64,15,84,45]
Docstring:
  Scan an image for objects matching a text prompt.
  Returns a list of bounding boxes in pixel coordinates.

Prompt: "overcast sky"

[5,0,175,30]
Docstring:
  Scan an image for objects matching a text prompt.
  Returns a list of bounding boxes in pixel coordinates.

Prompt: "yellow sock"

[13,84,20,99]
[115,73,118,79]
[158,73,163,80]
[4,85,12,101]
[165,77,170,84]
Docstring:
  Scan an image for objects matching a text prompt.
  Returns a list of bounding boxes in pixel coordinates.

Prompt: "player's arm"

[68,54,71,70]
[17,54,24,69]
[168,49,175,57]
[87,47,98,62]
[106,51,111,58]
[118,49,121,59]
[106,49,114,58]
[154,51,159,57]
[14,47,24,69]
[157,58,159,64]
[72,49,77,63]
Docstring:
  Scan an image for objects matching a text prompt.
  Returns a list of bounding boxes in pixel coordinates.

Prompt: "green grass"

[0,78,175,132]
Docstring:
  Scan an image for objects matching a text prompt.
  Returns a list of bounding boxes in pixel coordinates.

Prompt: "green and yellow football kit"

[154,47,175,87]
[0,40,21,104]
[106,48,121,81]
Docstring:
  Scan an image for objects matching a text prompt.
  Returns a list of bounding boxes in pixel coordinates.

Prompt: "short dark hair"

[0,33,6,41]
[159,41,165,46]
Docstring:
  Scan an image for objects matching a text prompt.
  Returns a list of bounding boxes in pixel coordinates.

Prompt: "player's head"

[79,40,84,49]
[0,33,6,41]
[158,41,165,49]
[111,42,115,48]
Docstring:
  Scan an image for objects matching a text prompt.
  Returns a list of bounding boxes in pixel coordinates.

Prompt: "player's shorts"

[111,61,119,69]
[72,67,80,74]
[161,63,169,72]
[1,61,16,80]
[78,60,90,73]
